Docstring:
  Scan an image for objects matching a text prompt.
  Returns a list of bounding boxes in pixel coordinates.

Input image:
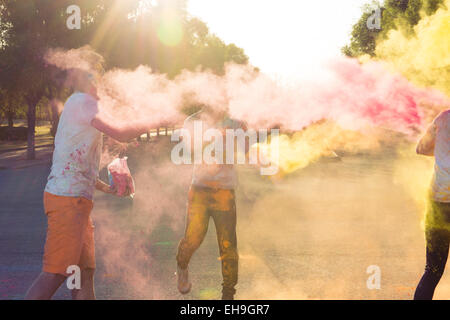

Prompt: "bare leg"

[71,268,96,300]
[25,272,67,300]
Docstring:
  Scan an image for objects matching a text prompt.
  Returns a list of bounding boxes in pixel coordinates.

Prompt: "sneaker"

[177,265,192,294]
[222,288,235,300]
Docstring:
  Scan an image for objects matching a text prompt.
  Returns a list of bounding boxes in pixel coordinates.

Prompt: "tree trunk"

[27,102,37,160]
[7,112,14,128]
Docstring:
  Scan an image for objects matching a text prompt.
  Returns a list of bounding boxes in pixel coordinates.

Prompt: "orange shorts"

[42,192,95,276]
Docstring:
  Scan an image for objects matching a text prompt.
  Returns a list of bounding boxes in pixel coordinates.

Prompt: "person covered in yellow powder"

[176,105,248,300]
[25,68,153,300]
[415,109,450,300]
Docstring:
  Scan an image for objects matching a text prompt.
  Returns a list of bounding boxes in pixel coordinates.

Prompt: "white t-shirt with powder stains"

[431,110,450,203]
[45,92,102,200]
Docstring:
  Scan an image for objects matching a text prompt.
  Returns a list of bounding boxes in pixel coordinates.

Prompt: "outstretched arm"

[91,112,150,143]
[416,122,436,156]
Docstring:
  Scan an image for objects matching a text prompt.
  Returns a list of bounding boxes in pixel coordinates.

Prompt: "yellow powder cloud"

[376,1,450,96]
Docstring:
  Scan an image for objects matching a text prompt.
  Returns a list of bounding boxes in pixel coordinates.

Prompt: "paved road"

[1,149,449,300]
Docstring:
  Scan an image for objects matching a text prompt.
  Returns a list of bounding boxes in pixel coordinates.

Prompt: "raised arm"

[416,122,437,156]
[91,112,150,143]
[78,93,152,143]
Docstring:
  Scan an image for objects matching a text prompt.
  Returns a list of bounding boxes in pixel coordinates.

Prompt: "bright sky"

[187,0,370,80]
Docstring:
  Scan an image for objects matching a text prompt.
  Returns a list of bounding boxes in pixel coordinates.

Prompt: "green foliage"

[343,0,446,57]
[93,1,248,76]
[0,0,248,156]
[424,0,445,14]
[0,89,26,126]
[342,9,380,57]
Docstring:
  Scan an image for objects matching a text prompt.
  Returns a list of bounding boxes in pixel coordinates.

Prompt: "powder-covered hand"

[107,157,135,198]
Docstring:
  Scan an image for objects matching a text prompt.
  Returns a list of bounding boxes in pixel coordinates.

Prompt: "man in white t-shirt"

[415,110,450,300]
[25,69,153,300]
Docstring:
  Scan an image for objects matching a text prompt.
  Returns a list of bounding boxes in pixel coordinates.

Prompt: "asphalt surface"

[1,149,450,300]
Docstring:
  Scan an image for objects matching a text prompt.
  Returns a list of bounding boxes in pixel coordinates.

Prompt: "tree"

[0,0,248,158]
[93,1,248,76]
[343,0,446,57]
[0,89,25,127]
[0,0,127,157]
[1,1,79,157]
[342,7,381,57]
[0,1,138,158]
